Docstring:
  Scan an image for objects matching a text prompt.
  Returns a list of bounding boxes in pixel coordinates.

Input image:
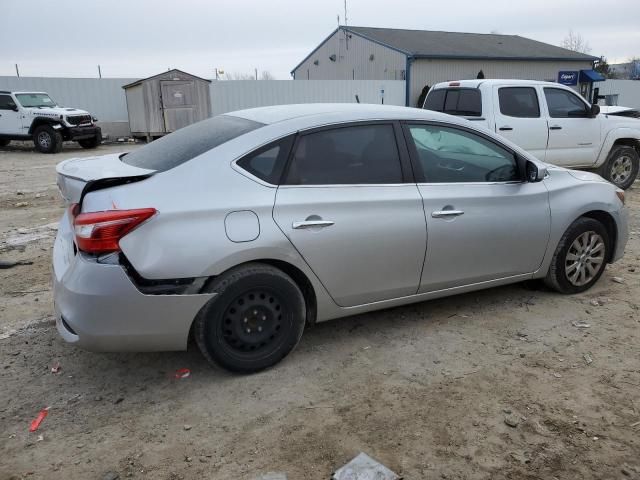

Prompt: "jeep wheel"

[33,125,63,154]
[78,136,100,149]
[599,145,639,190]
[0,139,10,147]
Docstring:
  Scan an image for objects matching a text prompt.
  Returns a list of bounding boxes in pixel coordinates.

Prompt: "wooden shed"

[122,69,212,141]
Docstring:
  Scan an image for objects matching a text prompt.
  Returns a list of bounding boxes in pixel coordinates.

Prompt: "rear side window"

[121,115,263,172]
[236,136,294,184]
[284,124,402,185]
[424,88,482,117]
[498,87,540,118]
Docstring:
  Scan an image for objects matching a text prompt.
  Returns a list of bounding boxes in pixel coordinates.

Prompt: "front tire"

[0,139,10,147]
[545,217,610,294]
[194,263,306,373]
[598,145,639,190]
[33,125,63,153]
[78,136,100,149]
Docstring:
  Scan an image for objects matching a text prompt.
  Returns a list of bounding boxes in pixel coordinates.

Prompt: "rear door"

[423,87,489,129]
[403,122,550,292]
[542,87,601,167]
[273,122,427,307]
[160,81,196,133]
[493,86,548,160]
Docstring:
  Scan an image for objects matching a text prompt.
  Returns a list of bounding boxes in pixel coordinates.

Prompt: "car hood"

[24,106,90,118]
[548,165,609,184]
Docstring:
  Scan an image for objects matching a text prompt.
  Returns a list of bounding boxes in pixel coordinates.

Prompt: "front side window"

[15,93,56,108]
[407,124,519,183]
[236,136,294,184]
[0,95,16,110]
[424,88,482,117]
[544,88,590,118]
[284,124,402,185]
[499,87,540,118]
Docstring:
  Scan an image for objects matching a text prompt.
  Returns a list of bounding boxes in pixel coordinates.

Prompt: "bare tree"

[224,71,254,80]
[259,70,276,80]
[561,30,591,54]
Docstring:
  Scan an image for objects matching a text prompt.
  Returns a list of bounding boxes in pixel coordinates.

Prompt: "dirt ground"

[1,142,639,480]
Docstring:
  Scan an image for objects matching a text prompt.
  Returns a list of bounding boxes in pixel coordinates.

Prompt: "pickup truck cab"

[423,79,640,189]
[0,91,101,153]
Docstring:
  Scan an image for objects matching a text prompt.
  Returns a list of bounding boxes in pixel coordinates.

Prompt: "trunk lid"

[56,153,155,205]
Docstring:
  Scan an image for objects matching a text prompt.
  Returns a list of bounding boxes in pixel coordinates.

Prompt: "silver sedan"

[53,104,628,372]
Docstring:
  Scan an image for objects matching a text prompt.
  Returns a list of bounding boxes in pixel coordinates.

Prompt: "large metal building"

[292,26,599,106]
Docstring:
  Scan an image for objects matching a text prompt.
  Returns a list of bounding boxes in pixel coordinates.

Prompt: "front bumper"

[52,214,214,352]
[66,125,101,140]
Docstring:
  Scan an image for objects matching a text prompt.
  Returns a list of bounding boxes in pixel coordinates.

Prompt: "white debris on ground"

[2,222,58,248]
[332,452,401,480]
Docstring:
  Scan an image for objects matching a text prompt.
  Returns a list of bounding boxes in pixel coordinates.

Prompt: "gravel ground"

[1,142,639,480]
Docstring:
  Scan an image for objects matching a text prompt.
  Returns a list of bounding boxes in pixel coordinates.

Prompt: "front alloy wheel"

[564,231,606,287]
[600,145,639,190]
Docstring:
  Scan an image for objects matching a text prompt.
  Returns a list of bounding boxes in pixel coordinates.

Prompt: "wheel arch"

[28,117,63,135]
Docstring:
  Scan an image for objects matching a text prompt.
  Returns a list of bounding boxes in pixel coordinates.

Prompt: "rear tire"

[598,145,639,190]
[544,217,610,294]
[194,263,306,373]
[0,139,10,147]
[33,125,63,153]
[78,136,100,149]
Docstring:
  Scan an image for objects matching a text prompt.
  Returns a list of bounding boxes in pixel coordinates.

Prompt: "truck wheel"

[598,145,639,190]
[0,139,10,147]
[78,136,100,149]
[33,125,63,153]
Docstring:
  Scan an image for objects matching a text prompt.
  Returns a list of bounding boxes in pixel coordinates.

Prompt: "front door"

[273,123,427,307]
[0,94,21,135]
[403,123,550,292]
[492,85,549,161]
[542,87,601,167]
[160,81,196,133]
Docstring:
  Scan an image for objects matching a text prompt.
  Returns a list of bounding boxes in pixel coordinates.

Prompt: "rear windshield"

[122,115,263,172]
[423,88,482,117]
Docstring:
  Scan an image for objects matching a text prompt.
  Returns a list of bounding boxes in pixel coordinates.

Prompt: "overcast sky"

[1,0,638,79]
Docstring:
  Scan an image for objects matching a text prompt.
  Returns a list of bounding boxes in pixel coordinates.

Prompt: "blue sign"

[558,71,579,85]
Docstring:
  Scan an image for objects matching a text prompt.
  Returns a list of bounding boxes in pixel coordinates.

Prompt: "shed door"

[160,80,196,133]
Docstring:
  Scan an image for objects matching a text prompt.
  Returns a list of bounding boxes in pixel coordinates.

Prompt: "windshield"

[15,93,57,108]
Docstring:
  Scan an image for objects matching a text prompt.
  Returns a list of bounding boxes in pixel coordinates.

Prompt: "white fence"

[209,80,406,115]
[595,80,640,108]
[0,76,135,122]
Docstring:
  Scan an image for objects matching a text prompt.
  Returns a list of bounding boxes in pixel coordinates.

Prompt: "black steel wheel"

[194,263,306,373]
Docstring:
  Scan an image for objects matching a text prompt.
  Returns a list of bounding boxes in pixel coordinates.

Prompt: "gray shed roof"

[345,26,597,61]
[292,26,597,73]
[122,69,211,89]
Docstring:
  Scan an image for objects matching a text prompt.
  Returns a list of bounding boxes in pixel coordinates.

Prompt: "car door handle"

[292,220,335,229]
[549,125,562,130]
[432,210,464,218]
[498,126,513,131]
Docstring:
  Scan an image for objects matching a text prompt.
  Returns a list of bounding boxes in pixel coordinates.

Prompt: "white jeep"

[423,79,640,189]
[0,91,101,153]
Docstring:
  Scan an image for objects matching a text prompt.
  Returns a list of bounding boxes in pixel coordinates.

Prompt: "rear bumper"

[52,217,214,352]
[66,125,101,140]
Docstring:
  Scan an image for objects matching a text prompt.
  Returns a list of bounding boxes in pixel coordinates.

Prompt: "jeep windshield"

[15,93,57,108]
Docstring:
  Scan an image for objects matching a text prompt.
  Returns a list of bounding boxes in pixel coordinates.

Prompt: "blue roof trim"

[290,27,341,75]
[580,69,605,82]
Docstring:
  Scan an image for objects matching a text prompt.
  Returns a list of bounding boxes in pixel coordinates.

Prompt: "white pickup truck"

[423,79,640,189]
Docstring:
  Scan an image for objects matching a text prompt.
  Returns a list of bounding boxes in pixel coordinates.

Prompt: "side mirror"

[526,161,547,182]
[8,103,18,112]
[590,103,600,117]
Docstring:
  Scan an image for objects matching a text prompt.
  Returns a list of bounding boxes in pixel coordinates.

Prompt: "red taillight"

[72,207,156,254]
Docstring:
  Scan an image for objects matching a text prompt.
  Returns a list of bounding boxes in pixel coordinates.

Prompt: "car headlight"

[615,189,625,205]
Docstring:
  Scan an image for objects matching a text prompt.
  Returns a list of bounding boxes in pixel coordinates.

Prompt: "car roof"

[227,103,454,125]
[9,91,49,95]
[431,79,563,89]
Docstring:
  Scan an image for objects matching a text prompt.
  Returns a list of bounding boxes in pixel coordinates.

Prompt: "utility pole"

[255,68,258,80]
[97,65,102,78]
[344,0,348,26]
[15,64,20,77]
